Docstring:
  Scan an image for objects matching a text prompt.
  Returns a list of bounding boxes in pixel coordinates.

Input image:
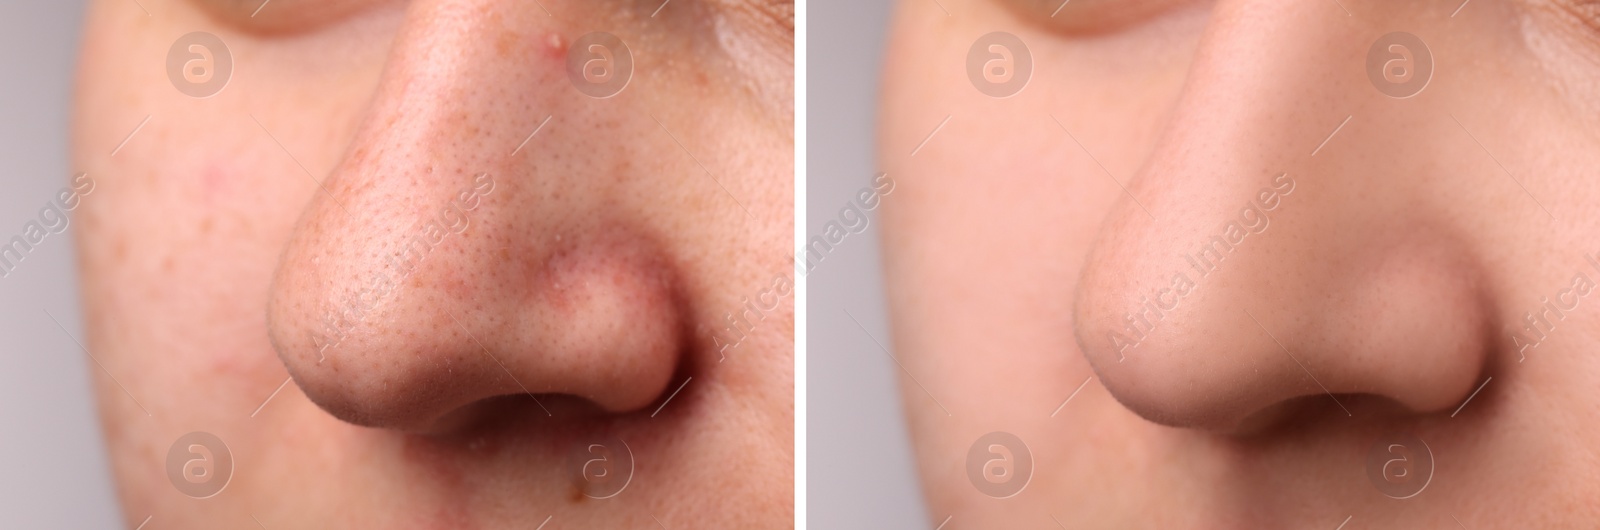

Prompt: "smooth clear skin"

[72,0,792,527]
[881,0,1600,526]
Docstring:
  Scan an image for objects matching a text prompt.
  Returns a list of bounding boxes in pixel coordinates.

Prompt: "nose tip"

[267,188,686,430]
[1073,174,1491,432]
[1068,173,1309,429]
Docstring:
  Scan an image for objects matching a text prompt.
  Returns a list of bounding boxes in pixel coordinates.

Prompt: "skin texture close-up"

[878,0,1600,527]
[26,0,1600,525]
[70,0,792,527]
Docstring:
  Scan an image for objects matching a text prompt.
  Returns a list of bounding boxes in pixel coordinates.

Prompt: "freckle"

[569,481,586,503]
[495,30,514,58]
[199,218,213,235]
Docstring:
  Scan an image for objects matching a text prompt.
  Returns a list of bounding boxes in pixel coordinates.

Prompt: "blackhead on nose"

[266,1,685,432]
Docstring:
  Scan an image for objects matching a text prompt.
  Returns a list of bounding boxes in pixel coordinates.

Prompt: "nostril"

[1075,224,1495,432]
[514,239,685,412]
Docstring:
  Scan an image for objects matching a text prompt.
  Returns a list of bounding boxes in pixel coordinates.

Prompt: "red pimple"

[545,33,565,61]
[201,163,232,204]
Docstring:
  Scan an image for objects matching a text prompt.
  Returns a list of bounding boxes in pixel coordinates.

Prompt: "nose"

[1072,1,1492,431]
[266,2,683,431]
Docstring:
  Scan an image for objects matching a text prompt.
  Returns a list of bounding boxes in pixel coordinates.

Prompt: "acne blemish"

[201,164,233,204]
[545,33,565,61]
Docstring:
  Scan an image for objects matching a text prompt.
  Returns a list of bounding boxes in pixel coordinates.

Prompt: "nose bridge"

[1140,0,1356,184]
[1081,0,1350,355]
[1073,1,1489,430]
[267,1,684,430]
[284,0,559,350]
[344,0,564,178]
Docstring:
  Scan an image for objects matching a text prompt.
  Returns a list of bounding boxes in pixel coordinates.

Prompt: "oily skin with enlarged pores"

[72,0,793,527]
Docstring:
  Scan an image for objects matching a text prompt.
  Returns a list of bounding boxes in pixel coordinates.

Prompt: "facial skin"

[880,0,1600,527]
[72,0,792,527]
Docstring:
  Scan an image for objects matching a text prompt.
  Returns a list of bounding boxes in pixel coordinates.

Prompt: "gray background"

[807,0,930,528]
[0,0,124,528]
